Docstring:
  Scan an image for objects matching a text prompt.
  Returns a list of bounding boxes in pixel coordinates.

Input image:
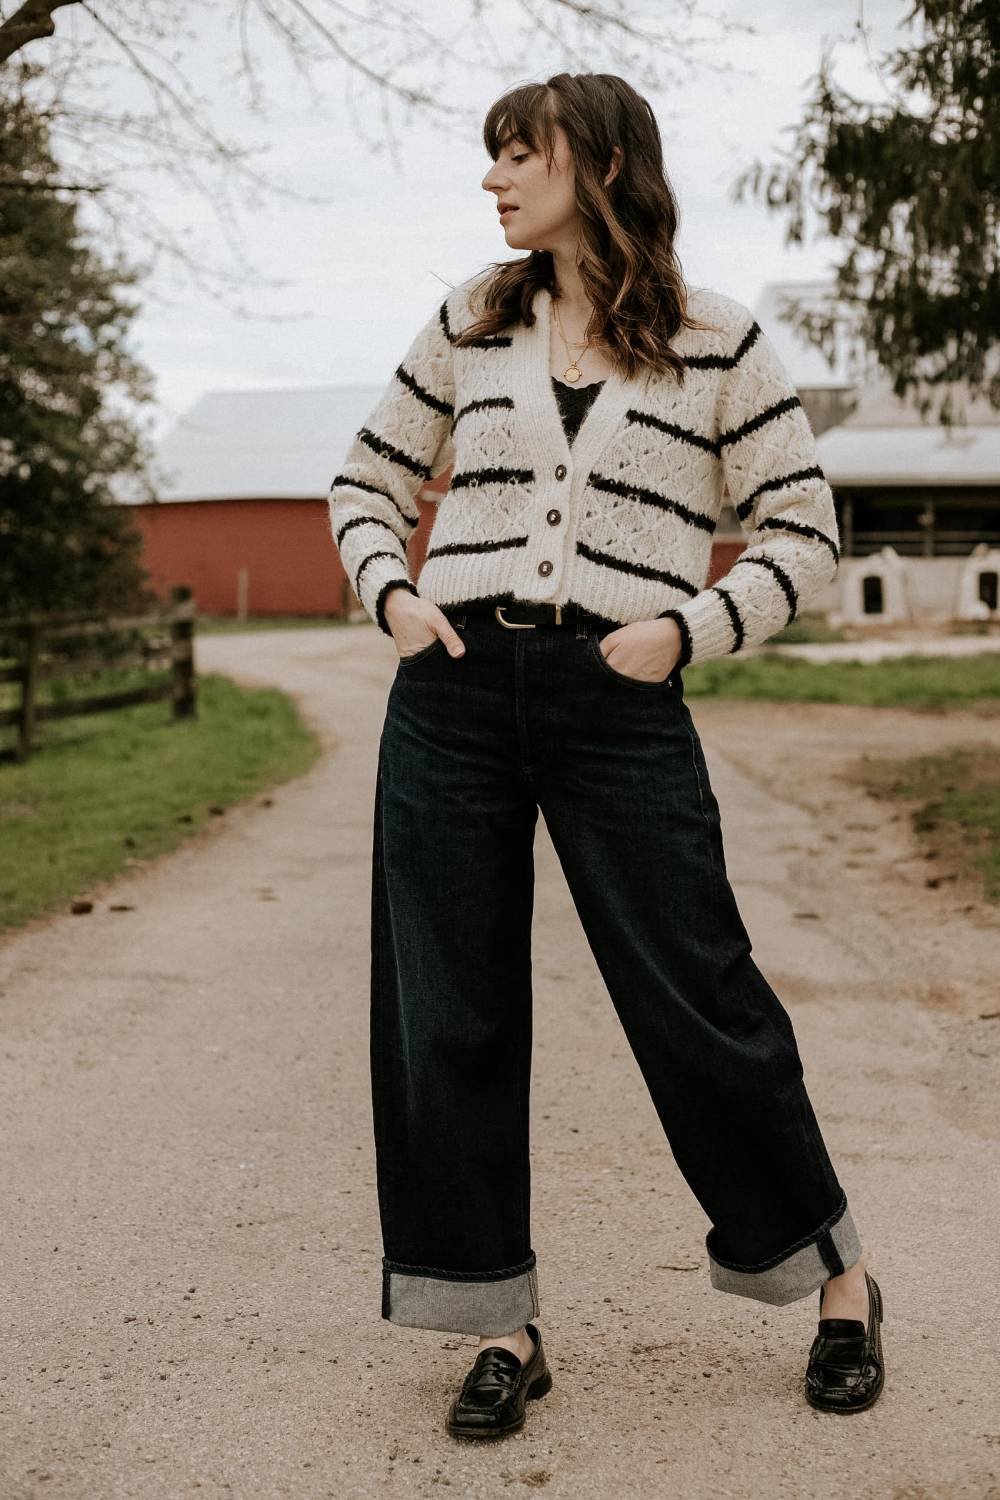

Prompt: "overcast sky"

[55,0,911,442]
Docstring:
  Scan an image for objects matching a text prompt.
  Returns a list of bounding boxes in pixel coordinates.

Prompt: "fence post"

[170,584,197,720]
[16,623,41,762]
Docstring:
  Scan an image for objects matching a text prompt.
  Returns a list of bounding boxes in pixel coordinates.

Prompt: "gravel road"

[2,624,998,1500]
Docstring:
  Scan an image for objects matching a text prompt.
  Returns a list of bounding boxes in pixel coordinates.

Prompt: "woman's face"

[481,124,579,252]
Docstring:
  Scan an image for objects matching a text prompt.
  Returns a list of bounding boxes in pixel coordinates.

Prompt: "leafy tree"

[0,65,157,618]
[733,0,1000,424]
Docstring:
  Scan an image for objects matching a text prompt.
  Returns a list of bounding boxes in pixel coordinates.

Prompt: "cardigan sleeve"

[327,293,456,636]
[657,313,841,669]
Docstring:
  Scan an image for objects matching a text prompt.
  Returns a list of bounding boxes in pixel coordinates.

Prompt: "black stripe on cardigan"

[658,582,750,667]
[356,547,408,602]
[733,464,828,520]
[393,362,453,416]
[357,426,433,480]
[425,536,530,560]
[681,320,763,370]
[587,472,717,534]
[730,553,798,620]
[449,467,534,491]
[757,516,840,567]
[442,298,512,350]
[719,395,802,449]
[333,517,415,567]
[713,585,746,652]
[625,407,721,456]
[329,481,419,533]
[454,396,515,430]
[576,540,700,595]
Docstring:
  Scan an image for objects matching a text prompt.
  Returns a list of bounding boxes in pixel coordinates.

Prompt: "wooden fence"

[0,584,197,763]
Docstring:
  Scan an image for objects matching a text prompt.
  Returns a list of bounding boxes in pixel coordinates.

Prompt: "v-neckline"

[514,285,640,481]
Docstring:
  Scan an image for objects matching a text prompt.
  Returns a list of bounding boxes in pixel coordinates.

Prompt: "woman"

[329,72,885,1438]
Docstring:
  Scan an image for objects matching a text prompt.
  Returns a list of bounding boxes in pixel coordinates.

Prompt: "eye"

[512,152,530,163]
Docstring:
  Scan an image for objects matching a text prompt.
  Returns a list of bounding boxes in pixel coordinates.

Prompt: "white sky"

[49,0,911,442]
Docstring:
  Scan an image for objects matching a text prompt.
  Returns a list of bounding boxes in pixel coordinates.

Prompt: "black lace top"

[551,376,605,446]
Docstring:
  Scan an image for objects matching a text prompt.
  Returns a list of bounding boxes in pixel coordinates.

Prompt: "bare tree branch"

[0,0,79,65]
[0,0,756,317]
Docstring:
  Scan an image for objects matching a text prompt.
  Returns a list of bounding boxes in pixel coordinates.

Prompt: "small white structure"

[955,544,1000,622]
[830,546,913,626]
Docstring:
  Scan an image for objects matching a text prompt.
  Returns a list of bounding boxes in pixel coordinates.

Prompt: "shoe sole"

[445,1367,553,1439]
[805,1272,885,1414]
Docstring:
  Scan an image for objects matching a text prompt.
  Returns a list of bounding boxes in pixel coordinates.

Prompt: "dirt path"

[1,626,997,1500]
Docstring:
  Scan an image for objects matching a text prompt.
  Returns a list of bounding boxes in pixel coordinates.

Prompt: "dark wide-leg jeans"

[371,603,861,1334]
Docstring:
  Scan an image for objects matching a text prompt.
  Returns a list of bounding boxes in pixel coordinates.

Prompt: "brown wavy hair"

[452,73,723,383]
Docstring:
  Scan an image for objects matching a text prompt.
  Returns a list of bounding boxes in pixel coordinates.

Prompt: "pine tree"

[735,0,1000,423]
[0,63,158,618]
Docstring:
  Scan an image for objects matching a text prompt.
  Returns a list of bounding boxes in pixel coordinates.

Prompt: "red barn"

[117,385,406,618]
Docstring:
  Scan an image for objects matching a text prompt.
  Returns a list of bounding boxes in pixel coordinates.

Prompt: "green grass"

[683,650,1000,711]
[769,615,849,644]
[0,673,322,934]
[843,746,1000,902]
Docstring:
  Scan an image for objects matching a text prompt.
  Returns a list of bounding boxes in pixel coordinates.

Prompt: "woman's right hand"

[384,587,466,660]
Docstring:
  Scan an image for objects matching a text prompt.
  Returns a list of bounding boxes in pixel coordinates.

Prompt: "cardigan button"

[546,508,561,525]
[554,464,567,480]
[538,560,553,577]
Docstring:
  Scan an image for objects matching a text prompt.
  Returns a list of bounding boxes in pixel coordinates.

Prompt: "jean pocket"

[587,631,673,691]
[397,636,447,666]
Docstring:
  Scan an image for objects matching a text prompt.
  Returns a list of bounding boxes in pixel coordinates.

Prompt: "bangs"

[483,85,556,162]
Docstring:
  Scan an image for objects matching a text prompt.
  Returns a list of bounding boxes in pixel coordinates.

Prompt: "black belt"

[441,599,618,631]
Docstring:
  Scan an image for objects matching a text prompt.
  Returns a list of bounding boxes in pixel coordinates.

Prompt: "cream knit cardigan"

[328,273,840,668]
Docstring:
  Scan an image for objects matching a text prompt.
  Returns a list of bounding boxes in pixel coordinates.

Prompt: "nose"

[481,164,507,194]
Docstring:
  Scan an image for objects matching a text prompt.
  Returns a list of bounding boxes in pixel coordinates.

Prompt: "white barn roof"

[816,376,1000,487]
[115,384,384,504]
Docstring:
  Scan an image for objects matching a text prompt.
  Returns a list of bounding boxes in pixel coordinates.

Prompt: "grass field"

[841,743,1000,903]
[684,649,1000,710]
[0,672,322,934]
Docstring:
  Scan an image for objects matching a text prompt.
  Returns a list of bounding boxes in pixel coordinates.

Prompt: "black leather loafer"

[805,1269,885,1413]
[445,1323,552,1439]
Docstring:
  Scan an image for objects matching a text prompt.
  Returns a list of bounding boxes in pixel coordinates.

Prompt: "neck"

[549,247,591,319]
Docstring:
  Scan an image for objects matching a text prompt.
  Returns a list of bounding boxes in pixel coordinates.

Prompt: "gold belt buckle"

[495,604,536,629]
[494,604,562,629]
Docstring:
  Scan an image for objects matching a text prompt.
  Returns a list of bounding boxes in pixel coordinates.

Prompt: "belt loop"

[575,604,587,640]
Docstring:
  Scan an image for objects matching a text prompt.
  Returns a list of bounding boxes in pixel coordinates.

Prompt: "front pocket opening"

[588,632,673,690]
[398,636,445,665]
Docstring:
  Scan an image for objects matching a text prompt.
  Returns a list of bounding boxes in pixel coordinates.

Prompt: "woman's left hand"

[597,618,682,683]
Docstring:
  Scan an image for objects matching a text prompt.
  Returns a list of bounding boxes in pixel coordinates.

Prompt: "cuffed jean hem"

[380,1251,540,1334]
[706,1193,862,1306]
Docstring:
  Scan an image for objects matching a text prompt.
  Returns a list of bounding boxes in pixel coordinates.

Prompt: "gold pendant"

[564,364,581,383]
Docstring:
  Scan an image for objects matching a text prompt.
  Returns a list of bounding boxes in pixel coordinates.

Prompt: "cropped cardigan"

[327,274,841,668]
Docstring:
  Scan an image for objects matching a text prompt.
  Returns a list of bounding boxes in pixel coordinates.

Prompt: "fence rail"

[0,584,197,762]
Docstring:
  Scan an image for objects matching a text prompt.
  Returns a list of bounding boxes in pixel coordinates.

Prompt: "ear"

[604,145,623,188]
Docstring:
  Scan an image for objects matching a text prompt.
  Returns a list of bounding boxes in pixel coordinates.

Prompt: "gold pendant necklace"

[552,298,591,383]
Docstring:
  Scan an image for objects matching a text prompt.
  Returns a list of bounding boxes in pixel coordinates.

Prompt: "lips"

[499,203,518,215]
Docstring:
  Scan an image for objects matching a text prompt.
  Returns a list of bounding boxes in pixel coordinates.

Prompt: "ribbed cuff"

[662,588,740,668]
[374,577,419,636]
[656,608,693,669]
